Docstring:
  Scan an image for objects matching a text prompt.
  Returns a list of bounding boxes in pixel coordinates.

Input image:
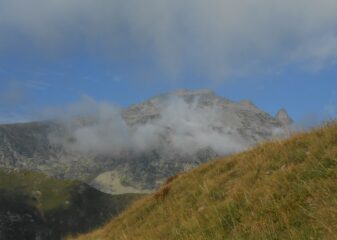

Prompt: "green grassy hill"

[73,122,337,240]
[0,168,142,240]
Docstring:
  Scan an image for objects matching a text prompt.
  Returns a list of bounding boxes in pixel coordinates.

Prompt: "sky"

[0,0,336,124]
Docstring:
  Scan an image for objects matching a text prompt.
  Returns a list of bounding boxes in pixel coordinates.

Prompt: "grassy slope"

[0,168,77,212]
[73,122,337,240]
[0,168,142,239]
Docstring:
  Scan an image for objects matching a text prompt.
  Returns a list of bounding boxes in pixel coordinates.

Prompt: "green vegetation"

[73,122,337,240]
[0,168,143,239]
[0,168,77,211]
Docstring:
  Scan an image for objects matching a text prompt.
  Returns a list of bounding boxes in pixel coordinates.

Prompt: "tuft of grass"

[72,122,337,240]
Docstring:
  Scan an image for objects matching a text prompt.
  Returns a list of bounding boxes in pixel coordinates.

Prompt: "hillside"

[0,168,142,240]
[73,122,337,240]
[0,89,292,194]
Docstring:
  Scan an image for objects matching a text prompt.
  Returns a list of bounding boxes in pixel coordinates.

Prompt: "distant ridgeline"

[0,89,293,194]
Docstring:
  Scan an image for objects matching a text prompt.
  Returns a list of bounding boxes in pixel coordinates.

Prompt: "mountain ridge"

[0,89,292,194]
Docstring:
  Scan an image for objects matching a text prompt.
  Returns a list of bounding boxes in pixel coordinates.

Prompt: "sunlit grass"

[73,121,337,240]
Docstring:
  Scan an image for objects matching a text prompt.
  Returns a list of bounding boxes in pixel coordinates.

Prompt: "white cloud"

[291,33,337,70]
[26,80,51,90]
[49,95,247,156]
[1,0,337,78]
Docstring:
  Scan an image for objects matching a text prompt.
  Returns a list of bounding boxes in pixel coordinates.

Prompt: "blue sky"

[0,0,336,124]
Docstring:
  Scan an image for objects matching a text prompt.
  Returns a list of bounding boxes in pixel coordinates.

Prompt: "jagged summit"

[123,89,230,125]
[173,88,215,96]
[276,108,293,126]
[151,89,219,104]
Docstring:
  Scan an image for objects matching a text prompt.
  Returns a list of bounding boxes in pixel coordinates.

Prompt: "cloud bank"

[1,0,337,78]
[49,95,247,157]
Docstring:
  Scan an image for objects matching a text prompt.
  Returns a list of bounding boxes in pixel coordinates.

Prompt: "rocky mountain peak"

[276,108,293,126]
[123,89,227,125]
[0,89,293,195]
[239,100,258,110]
[173,89,215,97]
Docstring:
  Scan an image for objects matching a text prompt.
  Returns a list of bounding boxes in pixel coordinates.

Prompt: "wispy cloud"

[48,95,259,156]
[1,0,337,79]
[25,80,51,91]
[291,33,337,71]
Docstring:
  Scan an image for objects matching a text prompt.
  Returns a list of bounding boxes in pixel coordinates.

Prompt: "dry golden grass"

[71,122,337,240]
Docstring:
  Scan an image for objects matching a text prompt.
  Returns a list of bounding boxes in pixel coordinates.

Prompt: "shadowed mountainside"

[0,168,142,240]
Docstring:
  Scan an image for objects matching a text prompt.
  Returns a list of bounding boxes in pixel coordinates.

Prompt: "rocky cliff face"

[0,89,292,194]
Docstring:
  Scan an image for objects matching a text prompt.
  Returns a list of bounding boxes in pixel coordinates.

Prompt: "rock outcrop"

[276,108,293,126]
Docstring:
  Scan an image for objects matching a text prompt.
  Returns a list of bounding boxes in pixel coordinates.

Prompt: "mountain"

[71,122,337,240]
[0,89,292,194]
[0,167,142,240]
